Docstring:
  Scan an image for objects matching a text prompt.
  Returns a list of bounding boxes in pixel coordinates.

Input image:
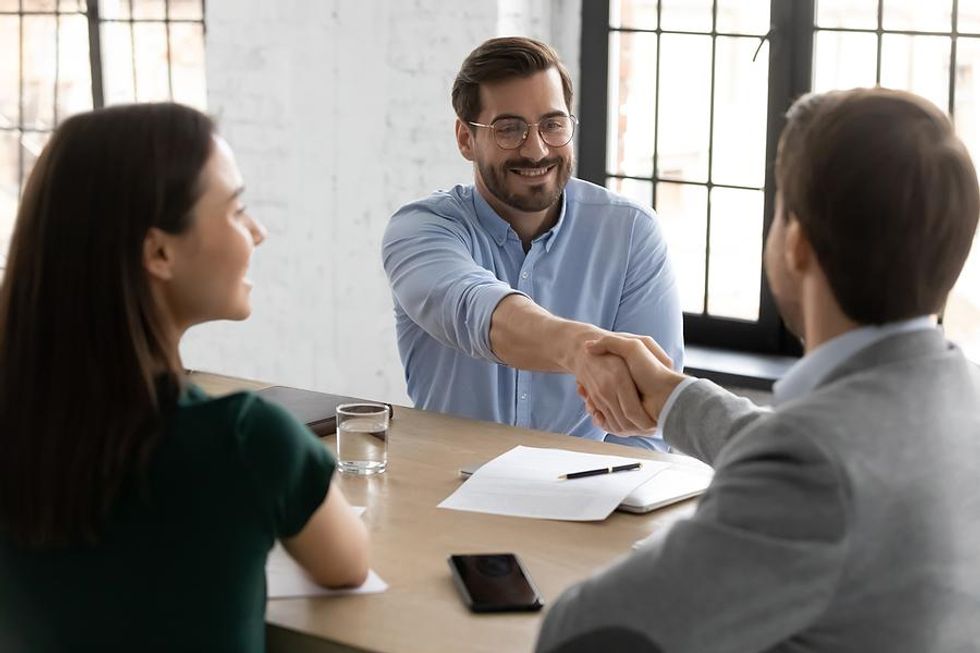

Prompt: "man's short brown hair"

[451,36,574,124]
[776,88,980,324]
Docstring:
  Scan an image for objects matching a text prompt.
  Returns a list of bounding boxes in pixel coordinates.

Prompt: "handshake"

[567,331,688,437]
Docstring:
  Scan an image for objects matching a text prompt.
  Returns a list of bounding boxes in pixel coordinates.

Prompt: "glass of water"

[336,403,388,475]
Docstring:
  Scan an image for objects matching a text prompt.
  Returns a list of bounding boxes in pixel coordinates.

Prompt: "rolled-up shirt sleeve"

[382,201,523,364]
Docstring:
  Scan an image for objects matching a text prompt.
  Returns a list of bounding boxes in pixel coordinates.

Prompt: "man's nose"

[519,124,549,160]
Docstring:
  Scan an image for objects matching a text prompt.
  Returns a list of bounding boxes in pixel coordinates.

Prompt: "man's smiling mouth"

[510,164,555,178]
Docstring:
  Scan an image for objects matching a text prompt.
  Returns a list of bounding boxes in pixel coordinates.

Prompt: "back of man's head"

[777,88,979,324]
[451,37,573,124]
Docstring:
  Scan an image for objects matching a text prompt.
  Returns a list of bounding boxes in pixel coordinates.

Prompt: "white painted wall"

[184,0,582,403]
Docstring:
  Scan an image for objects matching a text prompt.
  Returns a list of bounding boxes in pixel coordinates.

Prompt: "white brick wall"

[183,0,581,403]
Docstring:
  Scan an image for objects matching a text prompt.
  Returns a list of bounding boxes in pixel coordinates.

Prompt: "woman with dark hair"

[0,103,369,652]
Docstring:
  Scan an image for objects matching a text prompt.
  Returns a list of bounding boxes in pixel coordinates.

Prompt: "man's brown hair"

[451,36,574,123]
[776,88,980,324]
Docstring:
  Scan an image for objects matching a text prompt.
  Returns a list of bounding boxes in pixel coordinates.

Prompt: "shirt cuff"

[658,376,697,434]
[470,287,528,364]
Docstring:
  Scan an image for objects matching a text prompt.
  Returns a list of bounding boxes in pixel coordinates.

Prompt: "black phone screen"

[448,553,543,613]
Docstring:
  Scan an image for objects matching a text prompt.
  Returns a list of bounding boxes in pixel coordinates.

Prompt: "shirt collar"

[472,185,568,251]
[542,191,569,252]
[772,315,937,406]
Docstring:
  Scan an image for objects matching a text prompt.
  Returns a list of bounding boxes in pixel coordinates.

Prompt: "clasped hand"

[570,333,685,436]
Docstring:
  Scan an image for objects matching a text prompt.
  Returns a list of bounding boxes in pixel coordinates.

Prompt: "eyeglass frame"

[467,114,579,150]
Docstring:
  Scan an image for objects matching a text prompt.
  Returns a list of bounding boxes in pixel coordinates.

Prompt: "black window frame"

[0,0,206,208]
[580,0,814,357]
[583,0,979,357]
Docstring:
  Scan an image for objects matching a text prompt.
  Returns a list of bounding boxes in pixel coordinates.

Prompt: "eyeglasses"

[468,115,578,150]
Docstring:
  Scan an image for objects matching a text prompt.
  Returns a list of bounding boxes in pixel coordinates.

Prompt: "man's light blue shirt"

[382,177,684,451]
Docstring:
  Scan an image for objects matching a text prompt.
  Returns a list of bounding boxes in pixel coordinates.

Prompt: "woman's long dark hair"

[0,103,215,547]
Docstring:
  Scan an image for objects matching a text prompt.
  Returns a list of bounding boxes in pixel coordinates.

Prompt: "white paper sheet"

[266,505,388,599]
[438,445,669,521]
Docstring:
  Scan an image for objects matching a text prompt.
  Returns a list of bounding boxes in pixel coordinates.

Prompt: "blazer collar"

[818,328,952,390]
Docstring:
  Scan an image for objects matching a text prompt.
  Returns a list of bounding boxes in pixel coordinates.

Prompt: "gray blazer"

[537,330,980,652]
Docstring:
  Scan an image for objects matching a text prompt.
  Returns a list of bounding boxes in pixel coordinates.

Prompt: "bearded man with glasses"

[382,37,683,449]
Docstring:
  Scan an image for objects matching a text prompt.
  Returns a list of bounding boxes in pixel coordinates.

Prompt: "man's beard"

[478,154,573,213]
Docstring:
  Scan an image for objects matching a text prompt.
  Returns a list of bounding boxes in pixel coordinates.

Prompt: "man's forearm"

[489,295,660,434]
[661,379,769,463]
[488,294,602,372]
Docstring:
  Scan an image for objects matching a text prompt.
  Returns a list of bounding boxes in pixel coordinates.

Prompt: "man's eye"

[496,123,524,136]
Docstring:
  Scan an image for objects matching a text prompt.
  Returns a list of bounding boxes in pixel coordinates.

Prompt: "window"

[0,0,206,266]
[581,0,980,361]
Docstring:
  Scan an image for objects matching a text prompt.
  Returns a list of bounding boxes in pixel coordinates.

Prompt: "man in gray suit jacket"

[536,88,980,652]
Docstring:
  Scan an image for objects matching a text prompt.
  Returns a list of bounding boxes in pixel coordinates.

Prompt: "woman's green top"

[0,384,336,652]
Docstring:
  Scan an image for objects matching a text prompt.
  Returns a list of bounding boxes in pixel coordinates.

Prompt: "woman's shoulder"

[168,383,334,504]
[170,384,323,458]
[176,383,302,428]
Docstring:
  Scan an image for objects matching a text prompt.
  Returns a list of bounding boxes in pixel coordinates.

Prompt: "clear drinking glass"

[336,403,388,475]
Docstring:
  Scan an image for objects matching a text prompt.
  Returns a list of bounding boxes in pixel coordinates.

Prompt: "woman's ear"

[143,227,176,281]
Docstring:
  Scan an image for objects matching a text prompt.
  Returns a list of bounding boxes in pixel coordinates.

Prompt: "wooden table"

[191,372,700,653]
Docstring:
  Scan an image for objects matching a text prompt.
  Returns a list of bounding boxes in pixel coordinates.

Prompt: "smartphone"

[447,553,544,613]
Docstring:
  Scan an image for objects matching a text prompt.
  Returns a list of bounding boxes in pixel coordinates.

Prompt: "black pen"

[558,462,642,480]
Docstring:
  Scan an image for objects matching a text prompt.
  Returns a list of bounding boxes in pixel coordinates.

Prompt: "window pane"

[813,30,878,91]
[58,0,86,12]
[169,22,205,109]
[22,0,57,10]
[882,0,952,32]
[606,176,652,209]
[22,15,57,130]
[959,1,980,34]
[98,0,131,20]
[0,130,19,264]
[660,0,712,32]
[168,0,203,21]
[0,16,19,125]
[657,34,711,182]
[17,131,51,259]
[712,37,768,188]
[610,0,657,30]
[816,0,878,29]
[131,0,166,20]
[56,13,93,120]
[943,237,980,363]
[101,22,135,104]
[132,22,169,101]
[656,182,707,314]
[607,31,656,177]
[880,35,951,113]
[707,188,762,320]
[21,130,50,181]
[955,38,980,164]
[716,0,770,35]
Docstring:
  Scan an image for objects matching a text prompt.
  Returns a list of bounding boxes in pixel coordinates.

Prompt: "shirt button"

[520,393,528,401]
[521,271,529,279]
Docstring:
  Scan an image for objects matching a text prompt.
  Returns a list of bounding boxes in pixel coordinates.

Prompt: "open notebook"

[459,459,712,514]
